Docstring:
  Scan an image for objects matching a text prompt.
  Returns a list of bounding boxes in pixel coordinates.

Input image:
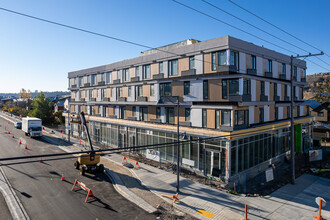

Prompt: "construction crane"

[74,112,104,175]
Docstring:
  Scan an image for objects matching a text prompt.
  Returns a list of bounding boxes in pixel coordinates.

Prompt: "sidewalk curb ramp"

[105,168,157,214]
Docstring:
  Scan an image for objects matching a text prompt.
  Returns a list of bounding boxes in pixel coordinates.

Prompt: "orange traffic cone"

[61,173,65,181]
[40,157,43,163]
[25,145,28,149]
[19,139,21,144]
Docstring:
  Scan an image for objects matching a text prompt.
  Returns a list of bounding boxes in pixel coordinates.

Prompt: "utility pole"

[290,52,323,184]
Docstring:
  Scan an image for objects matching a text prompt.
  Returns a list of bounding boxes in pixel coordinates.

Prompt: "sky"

[0,0,329,93]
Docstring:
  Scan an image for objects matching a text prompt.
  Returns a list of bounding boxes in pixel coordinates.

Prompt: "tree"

[18,88,32,99]
[314,82,330,103]
[29,92,54,124]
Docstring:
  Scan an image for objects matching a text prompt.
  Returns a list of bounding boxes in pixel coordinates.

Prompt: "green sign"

[295,124,302,153]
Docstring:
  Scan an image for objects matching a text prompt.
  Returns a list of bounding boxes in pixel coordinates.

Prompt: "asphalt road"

[0,116,155,220]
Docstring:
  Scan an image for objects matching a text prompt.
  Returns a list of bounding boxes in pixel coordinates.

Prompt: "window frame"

[251,55,256,70]
[203,80,208,99]
[202,109,207,128]
[189,56,195,69]
[184,81,190,96]
[168,59,178,76]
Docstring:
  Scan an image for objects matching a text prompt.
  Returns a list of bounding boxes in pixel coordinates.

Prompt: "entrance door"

[205,150,221,179]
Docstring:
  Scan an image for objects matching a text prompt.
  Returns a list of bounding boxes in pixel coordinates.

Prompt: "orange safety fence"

[72,179,95,203]
[122,156,140,169]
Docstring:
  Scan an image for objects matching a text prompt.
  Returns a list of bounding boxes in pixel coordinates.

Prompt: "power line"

[201,0,311,54]
[227,0,330,59]
[314,57,330,68]
[171,0,297,55]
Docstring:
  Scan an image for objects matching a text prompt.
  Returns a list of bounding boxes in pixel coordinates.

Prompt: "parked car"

[14,122,22,129]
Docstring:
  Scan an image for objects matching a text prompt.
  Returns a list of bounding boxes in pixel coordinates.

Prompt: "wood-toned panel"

[151,63,158,77]
[209,79,221,101]
[122,87,128,98]
[269,104,275,121]
[263,58,267,74]
[269,83,274,101]
[112,71,117,80]
[81,106,86,113]
[148,106,156,121]
[281,84,285,99]
[254,106,259,123]
[256,81,261,101]
[129,67,135,78]
[171,81,184,99]
[246,54,251,69]
[109,106,114,115]
[207,109,215,129]
[126,106,132,118]
[93,89,97,98]
[203,53,216,74]
[179,107,185,122]
[106,88,111,98]
[142,85,150,99]
[283,106,287,119]
[178,57,189,75]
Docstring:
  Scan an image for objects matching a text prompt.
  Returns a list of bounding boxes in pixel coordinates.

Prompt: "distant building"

[67,36,312,192]
[54,101,65,112]
[308,101,329,124]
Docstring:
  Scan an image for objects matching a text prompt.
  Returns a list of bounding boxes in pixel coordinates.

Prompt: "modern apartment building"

[67,36,312,191]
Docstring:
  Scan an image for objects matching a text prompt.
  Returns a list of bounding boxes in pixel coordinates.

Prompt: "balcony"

[109,115,117,119]
[179,121,191,127]
[247,68,257,75]
[90,98,96,102]
[80,98,85,102]
[137,96,147,102]
[153,73,164,80]
[103,97,110,102]
[265,72,273,78]
[220,126,234,132]
[260,94,268,101]
[128,116,137,121]
[229,94,251,102]
[301,78,306,82]
[216,65,238,74]
[293,76,297,81]
[98,81,105,86]
[150,118,161,123]
[131,76,139,82]
[181,69,195,76]
[113,79,121,84]
[279,73,286,80]
[285,96,290,101]
[118,97,127,102]
[71,84,77,88]
[274,96,280,101]
[233,124,248,130]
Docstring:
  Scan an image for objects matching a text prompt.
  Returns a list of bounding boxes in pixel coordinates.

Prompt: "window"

[285,85,288,97]
[203,80,208,99]
[297,106,300,117]
[202,109,207,128]
[222,80,227,99]
[268,60,272,72]
[165,107,174,124]
[293,86,297,99]
[111,88,115,97]
[136,85,142,97]
[141,107,148,121]
[300,87,303,99]
[116,71,121,82]
[189,56,195,69]
[318,112,324,117]
[229,79,239,95]
[132,106,136,117]
[79,77,83,87]
[150,84,154,96]
[92,74,96,85]
[156,107,161,119]
[135,67,139,77]
[159,62,163,73]
[221,110,231,126]
[275,107,278,120]
[294,66,297,80]
[259,107,264,123]
[142,64,150,79]
[185,108,191,122]
[87,75,91,83]
[184,81,190,95]
[159,83,171,96]
[168,59,178,76]
[101,89,105,99]
[106,72,112,83]
[101,73,105,82]
[260,81,265,95]
[274,83,277,99]
[123,69,129,81]
[287,106,290,118]
[282,63,286,74]
[120,106,125,119]
[211,52,216,71]
[251,55,256,69]
[235,110,248,126]
[128,86,131,97]
[230,50,239,70]
[215,110,220,129]
[219,50,227,66]
[243,79,251,95]
[117,87,122,97]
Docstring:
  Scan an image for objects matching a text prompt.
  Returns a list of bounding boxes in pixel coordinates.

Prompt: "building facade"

[67,36,313,192]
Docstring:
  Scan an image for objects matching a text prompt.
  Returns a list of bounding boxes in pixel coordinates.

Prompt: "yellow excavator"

[74,112,104,175]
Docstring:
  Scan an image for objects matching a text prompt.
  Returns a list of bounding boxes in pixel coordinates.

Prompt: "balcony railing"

[137,96,147,102]
[229,94,251,102]
[274,96,280,101]
[127,116,137,121]
[181,69,195,76]
[103,97,110,102]
[118,97,127,102]
[153,73,164,79]
[247,69,257,75]
[279,73,286,80]
[98,81,105,86]
[179,121,191,127]
[113,79,121,84]
[265,72,273,78]
[260,94,268,101]
[131,76,139,82]
[285,96,290,101]
[71,84,77,88]
[90,98,96,102]
[150,118,161,123]
[80,98,85,102]
[216,65,238,74]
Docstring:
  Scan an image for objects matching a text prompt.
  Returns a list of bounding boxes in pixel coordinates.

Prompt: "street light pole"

[176,97,180,193]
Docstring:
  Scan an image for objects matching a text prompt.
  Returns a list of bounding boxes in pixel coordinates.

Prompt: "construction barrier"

[72,179,95,203]
[122,156,140,169]
[242,204,250,220]
[161,193,179,205]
